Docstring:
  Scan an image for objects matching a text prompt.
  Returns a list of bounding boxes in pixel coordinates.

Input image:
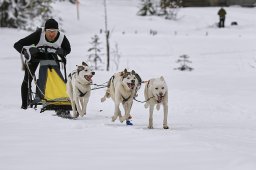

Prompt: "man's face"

[45,29,58,41]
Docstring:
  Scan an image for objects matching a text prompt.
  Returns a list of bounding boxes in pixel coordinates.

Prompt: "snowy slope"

[1,1,256,170]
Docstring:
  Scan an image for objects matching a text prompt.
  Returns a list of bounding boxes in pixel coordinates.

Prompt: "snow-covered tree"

[57,0,76,4]
[87,35,103,70]
[0,0,27,28]
[137,0,156,16]
[137,0,182,20]
[159,0,182,20]
[0,0,54,30]
[33,1,53,21]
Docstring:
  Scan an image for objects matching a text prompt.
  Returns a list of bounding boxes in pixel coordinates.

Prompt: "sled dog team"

[67,62,169,129]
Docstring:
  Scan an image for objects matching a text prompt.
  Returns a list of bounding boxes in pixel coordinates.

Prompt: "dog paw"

[163,125,169,129]
[112,116,117,122]
[79,113,86,117]
[105,91,110,98]
[148,125,153,129]
[72,111,79,118]
[101,97,106,102]
[119,116,125,123]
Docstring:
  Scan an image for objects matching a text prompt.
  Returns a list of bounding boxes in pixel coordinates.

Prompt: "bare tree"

[104,0,110,71]
[111,43,121,71]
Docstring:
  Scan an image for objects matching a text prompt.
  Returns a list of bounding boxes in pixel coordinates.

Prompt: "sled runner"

[23,46,72,117]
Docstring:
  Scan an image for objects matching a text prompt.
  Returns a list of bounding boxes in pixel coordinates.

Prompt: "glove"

[29,47,39,56]
[56,48,65,57]
[22,49,31,61]
[61,56,66,64]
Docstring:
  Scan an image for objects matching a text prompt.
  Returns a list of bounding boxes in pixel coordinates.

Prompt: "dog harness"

[122,94,132,103]
[69,71,89,97]
[78,89,87,97]
[145,80,164,103]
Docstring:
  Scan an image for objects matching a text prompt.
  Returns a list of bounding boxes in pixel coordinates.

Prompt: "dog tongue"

[157,96,163,103]
[86,75,92,81]
[128,83,135,89]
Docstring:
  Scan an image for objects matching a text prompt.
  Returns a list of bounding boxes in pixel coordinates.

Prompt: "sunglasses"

[45,29,58,33]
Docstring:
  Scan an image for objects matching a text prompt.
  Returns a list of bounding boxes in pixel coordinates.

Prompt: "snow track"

[1,1,256,170]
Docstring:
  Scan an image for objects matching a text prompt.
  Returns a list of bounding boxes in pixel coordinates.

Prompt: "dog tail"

[101,88,111,102]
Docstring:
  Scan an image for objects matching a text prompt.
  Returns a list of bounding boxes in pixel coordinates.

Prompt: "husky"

[101,69,141,124]
[66,62,95,118]
[144,76,169,129]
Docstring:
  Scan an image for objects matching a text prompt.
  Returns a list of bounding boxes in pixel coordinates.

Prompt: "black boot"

[21,105,27,110]
[21,81,29,110]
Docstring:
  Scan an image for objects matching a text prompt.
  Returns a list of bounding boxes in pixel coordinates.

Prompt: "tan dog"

[101,69,141,124]
[66,62,95,118]
[144,76,169,129]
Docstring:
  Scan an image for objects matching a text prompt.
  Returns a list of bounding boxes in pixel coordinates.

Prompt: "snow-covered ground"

[1,1,256,170]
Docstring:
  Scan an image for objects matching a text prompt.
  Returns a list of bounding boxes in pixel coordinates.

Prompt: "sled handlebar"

[36,46,58,51]
[23,46,66,64]
[27,58,64,63]
[37,46,66,64]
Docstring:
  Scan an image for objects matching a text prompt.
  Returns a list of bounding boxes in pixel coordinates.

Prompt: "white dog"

[144,76,169,129]
[101,69,141,124]
[66,62,95,118]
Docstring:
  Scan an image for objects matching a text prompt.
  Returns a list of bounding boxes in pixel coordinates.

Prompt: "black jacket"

[14,28,71,55]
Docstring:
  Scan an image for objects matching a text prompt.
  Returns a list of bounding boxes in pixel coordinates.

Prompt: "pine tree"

[0,0,28,28]
[160,0,170,15]
[0,0,54,30]
[175,54,193,71]
[137,0,156,16]
[31,1,53,21]
[160,0,182,20]
[87,35,103,70]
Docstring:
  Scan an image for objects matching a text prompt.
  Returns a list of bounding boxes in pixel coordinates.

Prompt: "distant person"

[218,7,226,28]
[14,18,71,109]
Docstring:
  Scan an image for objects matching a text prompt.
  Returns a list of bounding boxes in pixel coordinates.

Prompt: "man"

[218,7,226,28]
[14,18,71,109]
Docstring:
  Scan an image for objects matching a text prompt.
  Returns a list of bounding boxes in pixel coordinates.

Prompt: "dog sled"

[22,46,72,118]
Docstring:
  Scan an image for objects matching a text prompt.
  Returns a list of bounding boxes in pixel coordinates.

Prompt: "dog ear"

[135,73,142,83]
[120,69,127,77]
[82,62,88,66]
[148,79,154,87]
[131,70,136,75]
[120,71,124,76]
[160,76,165,82]
[77,65,84,71]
